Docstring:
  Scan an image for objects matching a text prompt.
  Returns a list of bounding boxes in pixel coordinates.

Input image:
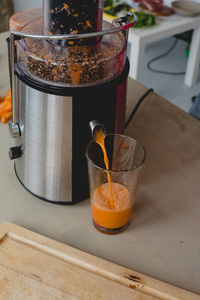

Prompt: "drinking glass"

[86,134,145,234]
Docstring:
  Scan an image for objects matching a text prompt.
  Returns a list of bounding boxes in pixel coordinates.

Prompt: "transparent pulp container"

[12,11,137,87]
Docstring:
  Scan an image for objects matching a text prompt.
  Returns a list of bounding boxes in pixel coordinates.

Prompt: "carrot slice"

[4,95,12,103]
[3,102,12,113]
[1,111,12,123]
[0,89,12,123]
[0,102,4,113]
[7,89,11,96]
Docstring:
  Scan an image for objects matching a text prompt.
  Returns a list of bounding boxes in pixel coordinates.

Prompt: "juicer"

[8,1,138,204]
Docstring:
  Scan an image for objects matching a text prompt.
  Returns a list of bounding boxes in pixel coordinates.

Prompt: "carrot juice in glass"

[86,133,145,234]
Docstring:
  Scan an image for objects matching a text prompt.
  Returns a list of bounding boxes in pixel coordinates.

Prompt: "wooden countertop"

[0,31,200,296]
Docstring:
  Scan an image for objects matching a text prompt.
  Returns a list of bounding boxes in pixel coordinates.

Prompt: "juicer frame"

[8,12,138,138]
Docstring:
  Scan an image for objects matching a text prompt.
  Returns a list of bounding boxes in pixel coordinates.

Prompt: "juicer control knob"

[9,122,21,138]
[8,146,22,160]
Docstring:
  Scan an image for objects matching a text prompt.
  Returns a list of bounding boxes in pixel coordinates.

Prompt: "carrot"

[0,95,3,102]
[0,102,12,114]
[0,102,4,114]
[0,89,12,123]
[1,111,12,124]
[4,95,12,103]
[3,102,12,113]
[7,89,11,96]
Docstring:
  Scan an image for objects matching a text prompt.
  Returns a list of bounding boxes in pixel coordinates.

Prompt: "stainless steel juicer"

[8,1,137,204]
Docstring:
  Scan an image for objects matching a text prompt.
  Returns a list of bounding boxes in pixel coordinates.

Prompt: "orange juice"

[91,182,133,229]
[93,129,114,208]
[92,129,133,231]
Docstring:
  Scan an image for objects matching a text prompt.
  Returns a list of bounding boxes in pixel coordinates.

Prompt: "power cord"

[147,37,189,76]
[125,88,154,128]
[125,31,192,128]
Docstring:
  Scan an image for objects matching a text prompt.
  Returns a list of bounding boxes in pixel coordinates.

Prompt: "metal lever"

[8,33,21,138]
[8,122,21,138]
[112,12,137,43]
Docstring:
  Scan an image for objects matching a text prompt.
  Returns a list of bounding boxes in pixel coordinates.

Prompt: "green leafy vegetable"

[103,1,156,28]
[134,11,156,28]
[104,0,114,7]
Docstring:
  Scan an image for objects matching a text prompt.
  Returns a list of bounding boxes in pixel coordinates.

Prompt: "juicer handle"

[9,13,138,43]
[112,12,136,42]
[8,32,21,138]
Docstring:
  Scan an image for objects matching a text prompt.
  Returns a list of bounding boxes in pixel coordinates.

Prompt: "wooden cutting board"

[0,222,199,299]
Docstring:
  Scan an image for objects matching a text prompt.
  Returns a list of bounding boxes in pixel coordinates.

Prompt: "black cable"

[147,37,187,76]
[125,88,154,128]
[125,34,190,128]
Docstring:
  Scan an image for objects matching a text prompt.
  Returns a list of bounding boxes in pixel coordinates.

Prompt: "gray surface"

[1,119,200,296]
[140,36,200,113]
[1,31,200,296]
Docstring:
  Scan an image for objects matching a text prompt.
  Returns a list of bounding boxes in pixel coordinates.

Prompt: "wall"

[13,0,42,13]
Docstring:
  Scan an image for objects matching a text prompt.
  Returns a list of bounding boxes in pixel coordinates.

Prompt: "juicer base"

[14,163,79,205]
[12,60,130,205]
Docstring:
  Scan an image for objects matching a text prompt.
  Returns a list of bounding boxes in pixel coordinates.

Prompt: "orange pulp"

[91,182,132,229]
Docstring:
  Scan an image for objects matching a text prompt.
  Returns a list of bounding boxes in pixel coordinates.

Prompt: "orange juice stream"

[93,129,114,209]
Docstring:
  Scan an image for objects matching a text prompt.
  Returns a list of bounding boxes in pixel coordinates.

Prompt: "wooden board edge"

[0,222,199,300]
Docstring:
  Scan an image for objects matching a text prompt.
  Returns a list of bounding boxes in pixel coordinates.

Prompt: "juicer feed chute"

[8,4,138,204]
[43,0,103,46]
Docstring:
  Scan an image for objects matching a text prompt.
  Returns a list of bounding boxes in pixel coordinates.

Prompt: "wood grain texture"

[126,78,200,195]
[9,7,42,31]
[0,222,199,299]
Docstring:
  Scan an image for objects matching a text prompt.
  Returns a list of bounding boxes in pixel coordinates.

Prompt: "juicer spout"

[89,120,106,140]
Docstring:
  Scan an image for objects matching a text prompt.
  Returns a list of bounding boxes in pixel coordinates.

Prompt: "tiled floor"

[133,36,200,113]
